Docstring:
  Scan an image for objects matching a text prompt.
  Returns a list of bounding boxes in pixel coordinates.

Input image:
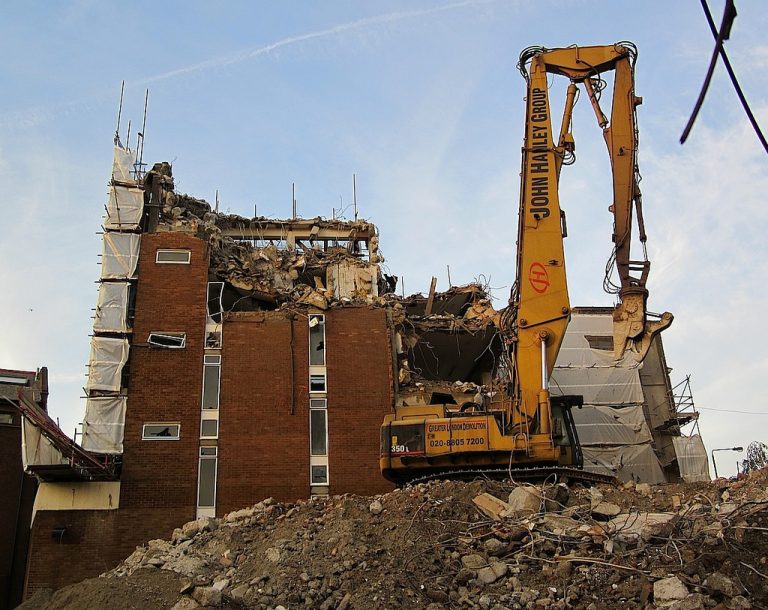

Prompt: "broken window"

[197,447,218,508]
[207,282,224,323]
[148,332,186,349]
[205,331,222,349]
[310,374,326,393]
[310,407,328,456]
[156,249,191,264]
[142,423,180,440]
[308,314,326,366]
[202,355,221,409]
[200,419,218,439]
[311,465,328,485]
[585,335,614,351]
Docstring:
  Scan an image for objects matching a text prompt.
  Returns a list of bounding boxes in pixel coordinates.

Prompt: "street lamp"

[711,446,744,479]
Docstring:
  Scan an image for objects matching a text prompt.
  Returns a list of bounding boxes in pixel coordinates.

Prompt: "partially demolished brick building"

[19,147,706,596]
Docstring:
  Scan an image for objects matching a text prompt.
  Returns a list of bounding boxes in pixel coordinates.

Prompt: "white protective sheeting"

[93,282,129,333]
[552,312,644,405]
[105,185,144,230]
[86,337,129,392]
[673,435,711,482]
[572,404,653,446]
[21,418,68,469]
[101,232,140,280]
[112,146,136,183]
[81,396,127,454]
[551,367,644,405]
[582,445,666,484]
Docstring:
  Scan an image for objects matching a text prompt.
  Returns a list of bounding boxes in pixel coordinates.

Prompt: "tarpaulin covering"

[105,185,144,230]
[86,337,129,392]
[552,312,644,405]
[93,282,129,333]
[583,445,666,484]
[572,404,653,446]
[673,435,710,482]
[112,146,136,183]
[101,232,140,280]
[81,396,127,454]
[21,417,67,469]
[551,367,644,405]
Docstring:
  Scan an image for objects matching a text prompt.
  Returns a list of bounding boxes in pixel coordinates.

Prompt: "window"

[200,419,218,439]
[309,314,326,366]
[197,447,218,508]
[585,335,614,351]
[310,409,328,456]
[156,249,191,264]
[0,413,14,425]
[202,355,221,409]
[207,282,224,323]
[310,374,326,393]
[148,332,186,349]
[142,423,180,440]
[311,465,328,485]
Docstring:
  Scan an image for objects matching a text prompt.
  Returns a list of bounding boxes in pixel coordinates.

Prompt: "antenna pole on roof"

[292,182,297,219]
[114,81,125,146]
[137,89,149,173]
[215,190,219,213]
[447,265,452,287]
[353,173,358,221]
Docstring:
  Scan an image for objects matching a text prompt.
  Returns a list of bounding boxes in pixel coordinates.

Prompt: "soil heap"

[20,467,768,610]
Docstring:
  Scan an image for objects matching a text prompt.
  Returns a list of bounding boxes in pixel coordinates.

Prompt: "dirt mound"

[19,470,768,610]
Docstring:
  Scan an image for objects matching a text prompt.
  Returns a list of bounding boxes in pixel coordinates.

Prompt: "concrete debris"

[653,576,689,602]
[146,167,508,409]
[19,467,768,610]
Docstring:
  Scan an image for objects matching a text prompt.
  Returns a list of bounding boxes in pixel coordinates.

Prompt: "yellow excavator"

[380,43,673,483]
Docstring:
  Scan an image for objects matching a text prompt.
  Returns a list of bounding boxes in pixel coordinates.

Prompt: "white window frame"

[200,412,219,439]
[156,249,191,264]
[308,314,326,366]
[148,331,187,349]
[202,355,221,409]
[309,398,329,486]
[309,372,327,394]
[142,422,181,440]
[309,401,328,457]
[197,446,218,513]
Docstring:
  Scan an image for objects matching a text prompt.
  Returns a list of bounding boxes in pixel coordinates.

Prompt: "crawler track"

[403,466,617,487]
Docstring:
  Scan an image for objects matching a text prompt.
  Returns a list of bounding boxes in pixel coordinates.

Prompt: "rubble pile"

[22,468,768,610]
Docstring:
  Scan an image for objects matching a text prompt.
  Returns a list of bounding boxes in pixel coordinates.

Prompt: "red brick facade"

[26,232,395,597]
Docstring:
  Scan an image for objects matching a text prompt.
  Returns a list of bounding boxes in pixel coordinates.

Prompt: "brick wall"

[120,232,208,513]
[24,508,182,597]
[326,308,395,496]
[25,234,398,598]
[0,411,36,610]
[217,312,310,511]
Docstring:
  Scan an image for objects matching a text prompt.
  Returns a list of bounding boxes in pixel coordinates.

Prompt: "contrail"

[137,0,500,84]
[0,0,503,130]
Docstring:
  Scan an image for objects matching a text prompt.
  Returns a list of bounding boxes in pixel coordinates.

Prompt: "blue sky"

[1,1,766,477]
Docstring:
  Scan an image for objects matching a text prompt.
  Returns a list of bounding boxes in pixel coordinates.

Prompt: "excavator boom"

[380,43,672,484]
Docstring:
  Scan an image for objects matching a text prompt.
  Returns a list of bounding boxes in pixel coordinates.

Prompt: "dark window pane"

[311,465,328,484]
[309,317,325,365]
[198,458,217,507]
[310,409,327,456]
[310,374,326,392]
[202,365,220,409]
[201,419,218,438]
